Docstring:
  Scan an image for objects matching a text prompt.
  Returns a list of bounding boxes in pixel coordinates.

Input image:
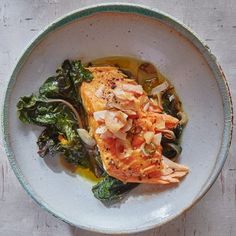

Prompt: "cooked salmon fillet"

[80,66,188,184]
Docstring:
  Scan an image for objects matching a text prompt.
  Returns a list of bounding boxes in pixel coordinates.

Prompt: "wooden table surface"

[0,1,235,235]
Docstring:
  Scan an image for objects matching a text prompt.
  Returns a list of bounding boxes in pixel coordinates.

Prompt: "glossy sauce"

[60,156,102,183]
[89,56,166,84]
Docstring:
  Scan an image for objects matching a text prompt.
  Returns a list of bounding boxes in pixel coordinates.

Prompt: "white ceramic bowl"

[2,3,233,234]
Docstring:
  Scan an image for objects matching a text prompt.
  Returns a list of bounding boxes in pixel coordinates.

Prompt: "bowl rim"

[2,2,233,234]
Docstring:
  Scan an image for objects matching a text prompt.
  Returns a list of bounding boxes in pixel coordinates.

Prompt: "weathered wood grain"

[0,0,235,235]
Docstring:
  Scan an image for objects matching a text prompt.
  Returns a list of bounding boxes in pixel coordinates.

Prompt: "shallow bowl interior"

[3,4,232,234]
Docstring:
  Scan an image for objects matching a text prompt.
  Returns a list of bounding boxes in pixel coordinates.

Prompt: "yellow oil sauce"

[88,56,167,86]
[89,56,183,111]
[60,156,102,183]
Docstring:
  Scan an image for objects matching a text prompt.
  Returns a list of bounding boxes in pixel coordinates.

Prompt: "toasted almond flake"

[100,130,115,140]
[113,87,135,101]
[151,81,169,95]
[116,110,128,120]
[95,84,105,98]
[96,125,108,134]
[143,102,150,112]
[93,110,107,121]
[152,133,162,146]
[122,84,143,95]
[121,119,133,132]
[112,130,127,140]
[155,118,166,130]
[106,100,137,115]
[144,131,155,144]
[104,111,128,133]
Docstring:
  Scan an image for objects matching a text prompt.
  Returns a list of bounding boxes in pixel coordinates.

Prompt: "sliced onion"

[151,81,169,95]
[152,133,162,146]
[141,143,149,156]
[177,112,188,125]
[144,131,155,144]
[162,130,176,140]
[162,143,181,159]
[47,99,83,128]
[141,142,156,156]
[122,84,143,95]
[77,128,96,147]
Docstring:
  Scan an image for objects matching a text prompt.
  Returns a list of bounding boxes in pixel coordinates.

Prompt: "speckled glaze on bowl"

[2,3,233,234]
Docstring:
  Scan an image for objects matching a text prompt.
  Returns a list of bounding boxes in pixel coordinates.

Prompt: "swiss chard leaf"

[37,128,89,167]
[92,175,138,203]
[39,60,93,105]
[37,127,61,157]
[16,60,94,168]
[70,60,93,84]
[17,95,89,167]
[162,89,181,118]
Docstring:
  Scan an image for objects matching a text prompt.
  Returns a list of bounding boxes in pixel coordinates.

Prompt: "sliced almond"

[93,110,107,121]
[95,125,108,134]
[151,81,169,95]
[121,119,133,132]
[105,111,128,133]
[95,84,105,98]
[122,84,143,95]
[113,87,135,101]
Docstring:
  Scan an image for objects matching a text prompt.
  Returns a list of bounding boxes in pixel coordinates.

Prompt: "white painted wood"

[0,0,235,235]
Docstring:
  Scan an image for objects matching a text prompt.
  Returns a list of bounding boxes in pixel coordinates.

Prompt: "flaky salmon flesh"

[80,66,189,184]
